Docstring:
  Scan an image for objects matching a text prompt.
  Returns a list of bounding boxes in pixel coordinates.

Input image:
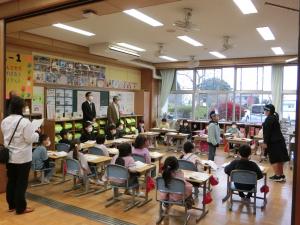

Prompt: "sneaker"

[138,191,145,197]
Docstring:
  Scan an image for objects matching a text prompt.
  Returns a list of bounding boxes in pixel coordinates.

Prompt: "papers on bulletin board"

[47,104,55,119]
[47,89,55,97]
[100,106,108,117]
[32,86,44,116]
[32,119,44,131]
[110,91,134,115]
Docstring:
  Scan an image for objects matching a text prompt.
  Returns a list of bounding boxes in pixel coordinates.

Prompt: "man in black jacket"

[82,92,96,123]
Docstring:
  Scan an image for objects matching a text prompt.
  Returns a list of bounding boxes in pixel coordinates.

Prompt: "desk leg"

[261,173,267,210]
[222,175,230,202]
[54,159,71,185]
[138,175,152,207]
[196,180,208,222]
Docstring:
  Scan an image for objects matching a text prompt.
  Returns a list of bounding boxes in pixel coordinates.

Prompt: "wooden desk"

[149,152,164,162]
[165,132,189,152]
[193,134,208,142]
[81,141,96,149]
[225,137,252,145]
[123,134,138,140]
[47,151,69,184]
[182,170,211,221]
[107,148,119,156]
[84,154,112,164]
[222,162,269,210]
[150,127,177,133]
[104,138,133,147]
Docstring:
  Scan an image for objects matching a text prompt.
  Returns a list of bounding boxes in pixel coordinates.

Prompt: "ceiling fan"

[173,8,200,32]
[220,35,235,52]
[186,55,200,68]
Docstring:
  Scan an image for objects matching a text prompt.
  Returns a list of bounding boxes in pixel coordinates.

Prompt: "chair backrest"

[230,170,257,185]
[132,154,146,163]
[106,164,129,181]
[89,147,105,156]
[156,177,185,196]
[178,159,197,171]
[65,158,80,176]
[56,143,70,152]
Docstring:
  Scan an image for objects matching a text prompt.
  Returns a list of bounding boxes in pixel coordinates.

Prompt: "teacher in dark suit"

[107,96,120,125]
[81,92,96,122]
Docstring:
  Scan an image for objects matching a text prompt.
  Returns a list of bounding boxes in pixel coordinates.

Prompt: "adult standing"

[1,96,39,214]
[262,104,289,182]
[107,96,120,125]
[207,111,221,161]
[81,92,96,123]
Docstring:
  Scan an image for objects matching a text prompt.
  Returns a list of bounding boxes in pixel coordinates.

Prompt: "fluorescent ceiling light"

[177,35,203,47]
[159,55,178,62]
[233,0,258,14]
[52,23,95,36]
[285,57,298,63]
[123,9,163,27]
[109,45,140,57]
[271,47,284,55]
[256,27,275,40]
[209,51,226,59]
[116,43,145,52]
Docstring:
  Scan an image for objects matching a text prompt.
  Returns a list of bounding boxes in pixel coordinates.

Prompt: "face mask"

[184,123,188,127]
[87,127,93,133]
[88,96,93,101]
[232,125,237,129]
[45,141,51,147]
[179,122,183,126]
[140,124,144,127]
[119,126,124,130]
[112,130,117,135]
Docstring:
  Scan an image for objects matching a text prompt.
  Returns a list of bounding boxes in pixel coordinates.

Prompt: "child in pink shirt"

[132,135,151,164]
[160,156,193,206]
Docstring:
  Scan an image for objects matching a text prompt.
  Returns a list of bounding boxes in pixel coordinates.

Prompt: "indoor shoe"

[17,208,34,215]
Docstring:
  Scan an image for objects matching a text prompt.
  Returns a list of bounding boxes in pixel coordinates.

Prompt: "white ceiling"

[25,0,298,63]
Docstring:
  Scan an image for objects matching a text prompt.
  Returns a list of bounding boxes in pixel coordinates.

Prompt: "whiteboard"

[77,91,101,117]
[110,91,134,115]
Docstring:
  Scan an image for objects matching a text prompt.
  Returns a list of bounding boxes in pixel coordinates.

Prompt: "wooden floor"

[0,147,293,225]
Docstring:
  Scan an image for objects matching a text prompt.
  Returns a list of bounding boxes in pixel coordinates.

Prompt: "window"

[283,66,297,91]
[282,94,296,121]
[174,70,194,90]
[167,94,193,119]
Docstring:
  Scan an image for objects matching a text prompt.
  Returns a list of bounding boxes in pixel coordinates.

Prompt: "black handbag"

[0,117,23,164]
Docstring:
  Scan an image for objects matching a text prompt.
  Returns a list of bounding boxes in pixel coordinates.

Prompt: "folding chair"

[105,164,140,211]
[229,170,257,214]
[89,147,106,156]
[178,160,197,171]
[64,158,97,196]
[55,143,70,152]
[156,177,190,225]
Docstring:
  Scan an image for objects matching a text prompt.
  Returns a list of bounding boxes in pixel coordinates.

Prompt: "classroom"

[0,0,298,225]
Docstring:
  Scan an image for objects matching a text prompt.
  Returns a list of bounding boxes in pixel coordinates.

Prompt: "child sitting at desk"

[132,135,151,164]
[106,124,118,140]
[159,118,170,129]
[59,129,71,145]
[80,122,97,143]
[94,134,109,156]
[178,119,192,139]
[68,140,102,185]
[137,119,146,133]
[111,143,140,192]
[116,121,125,138]
[180,141,203,171]
[160,156,193,209]
[32,134,55,183]
[226,122,242,155]
[224,145,263,201]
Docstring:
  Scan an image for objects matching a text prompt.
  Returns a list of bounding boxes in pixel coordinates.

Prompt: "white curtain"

[159,69,175,115]
[271,65,283,117]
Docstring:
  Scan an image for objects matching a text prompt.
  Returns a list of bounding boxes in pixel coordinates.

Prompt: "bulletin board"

[6,52,33,99]
[32,86,44,116]
[110,91,135,115]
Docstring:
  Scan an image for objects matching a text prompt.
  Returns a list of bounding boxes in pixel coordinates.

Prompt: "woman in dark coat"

[262,104,289,182]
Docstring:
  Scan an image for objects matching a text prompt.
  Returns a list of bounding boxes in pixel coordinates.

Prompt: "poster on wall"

[6,52,33,99]
[32,86,44,117]
[76,91,101,117]
[110,91,135,115]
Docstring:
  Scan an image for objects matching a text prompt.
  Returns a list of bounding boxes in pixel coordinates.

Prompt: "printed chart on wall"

[6,52,33,99]
[77,91,101,117]
[32,86,44,117]
[110,91,135,115]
